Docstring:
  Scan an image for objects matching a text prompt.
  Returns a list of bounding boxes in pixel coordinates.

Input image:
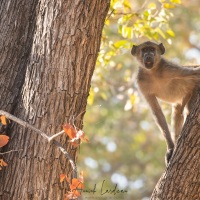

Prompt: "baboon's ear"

[131,45,137,56]
[159,43,165,55]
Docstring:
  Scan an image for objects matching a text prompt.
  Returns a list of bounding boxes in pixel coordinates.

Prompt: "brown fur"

[131,41,200,164]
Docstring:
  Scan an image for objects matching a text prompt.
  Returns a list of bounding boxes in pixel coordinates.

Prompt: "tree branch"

[0,149,23,155]
[151,89,200,199]
[0,110,77,178]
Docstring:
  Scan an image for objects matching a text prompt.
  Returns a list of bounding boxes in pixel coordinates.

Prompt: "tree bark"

[0,0,110,199]
[151,89,200,199]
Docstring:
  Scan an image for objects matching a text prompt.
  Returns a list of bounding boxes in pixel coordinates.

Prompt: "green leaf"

[148,3,157,10]
[113,40,128,48]
[88,89,95,105]
[170,0,181,4]
[163,3,175,9]
[143,10,150,20]
[155,28,166,39]
[113,1,123,9]
[100,92,107,100]
[167,29,175,37]
[130,94,136,105]
[123,0,132,9]
[122,26,133,39]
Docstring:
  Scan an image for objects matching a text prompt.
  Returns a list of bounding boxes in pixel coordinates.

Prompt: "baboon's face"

[131,41,165,69]
[141,46,156,69]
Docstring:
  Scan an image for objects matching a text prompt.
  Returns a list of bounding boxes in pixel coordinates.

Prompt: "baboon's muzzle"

[144,55,154,69]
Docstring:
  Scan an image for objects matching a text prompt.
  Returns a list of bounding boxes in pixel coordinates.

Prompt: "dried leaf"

[60,174,70,183]
[0,159,8,169]
[0,116,7,125]
[69,140,80,147]
[60,174,66,183]
[70,178,84,190]
[79,171,84,183]
[63,124,76,139]
[2,159,8,166]
[64,191,78,200]
[70,130,89,143]
[0,135,9,148]
[77,130,89,142]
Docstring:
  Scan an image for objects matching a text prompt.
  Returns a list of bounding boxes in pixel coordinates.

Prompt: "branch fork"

[0,110,77,178]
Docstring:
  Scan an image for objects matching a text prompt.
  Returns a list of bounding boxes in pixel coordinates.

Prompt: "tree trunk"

[151,89,200,199]
[0,0,110,199]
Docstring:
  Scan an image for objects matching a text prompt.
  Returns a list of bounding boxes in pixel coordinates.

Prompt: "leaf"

[167,29,175,37]
[64,191,79,200]
[64,175,84,199]
[123,0,132,9]
[69,130,89,144]
[163,3,175,9]
[0,135,9,148]
[113,40,128,48]
[170,0,181,4]
[60,174,66,183]
[122,26,133,39]
[155,28,166,39]
[79,171,84,183]
[0,116,7,125]
[113,40,132,49]
[148,3,157,9]
[70,178,84,190]
[76,130,89,142]
[0,159,8,170]
[60,174,70,183]
[63,124,76,139]
[69,179,84,198]
[113,1,123,9]
[2,160,8,166]
[69,140,80,147]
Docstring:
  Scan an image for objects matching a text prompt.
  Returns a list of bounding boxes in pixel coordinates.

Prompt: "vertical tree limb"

[151,89,200,199]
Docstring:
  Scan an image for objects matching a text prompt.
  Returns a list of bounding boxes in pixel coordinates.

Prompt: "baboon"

[131,41,200,164]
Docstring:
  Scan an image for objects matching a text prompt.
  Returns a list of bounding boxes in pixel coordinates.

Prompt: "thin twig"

[0,149,23,155]
[0,110,77,177]
[48,130,65,141]
[106,9,115,21]
[0,110,49,141]
[0,110,65,142]
[53,140,77,178]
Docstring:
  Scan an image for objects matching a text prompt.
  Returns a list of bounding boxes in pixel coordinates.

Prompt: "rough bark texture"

[0,0,110,199]
[151,89,200,200]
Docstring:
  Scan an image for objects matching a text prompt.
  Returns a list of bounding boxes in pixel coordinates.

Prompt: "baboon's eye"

[143,48,148,52]
[150,48,155,52]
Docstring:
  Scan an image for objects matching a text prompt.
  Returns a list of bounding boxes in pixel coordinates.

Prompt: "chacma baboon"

[131,41,200,164]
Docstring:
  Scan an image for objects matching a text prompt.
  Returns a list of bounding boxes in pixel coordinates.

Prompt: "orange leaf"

[2,159,8,167]
[72,189,81,197]
[0,135,9,148]
[76,130,89,142]
[60,174,70,183]
[64,191,79,200]
[69,140,80,147]
[70,178,84,190]
[63,124,76,139]
[79,171,84,183]
[69,130,89,143]
[60,174,66,183]
[0,116,7,125]
[0,159,8,168]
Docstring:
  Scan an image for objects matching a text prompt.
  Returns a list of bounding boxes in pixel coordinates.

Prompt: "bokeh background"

[77,0,200,199]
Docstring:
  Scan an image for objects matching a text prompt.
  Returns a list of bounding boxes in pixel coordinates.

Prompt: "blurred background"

[77,0,200,199]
